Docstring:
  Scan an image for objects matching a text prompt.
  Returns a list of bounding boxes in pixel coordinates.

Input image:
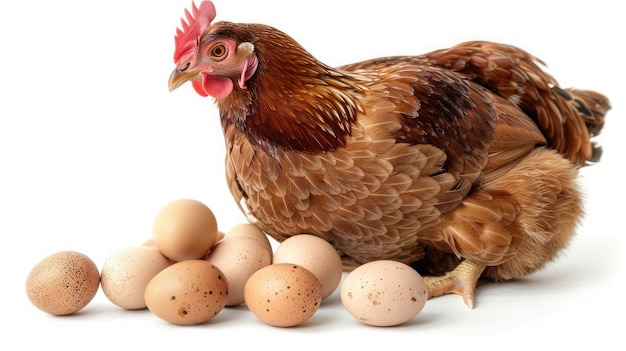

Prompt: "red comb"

[173,1,217,64]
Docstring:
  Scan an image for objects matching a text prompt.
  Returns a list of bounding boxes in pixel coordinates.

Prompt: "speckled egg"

[272,234,343,299]
[244,263,322,327]
[26,251,100,316]
[340,260,428,326]
[205,234,272,306]
[100,246,172,310]
[226,223,273,258]
[144,260,228,325]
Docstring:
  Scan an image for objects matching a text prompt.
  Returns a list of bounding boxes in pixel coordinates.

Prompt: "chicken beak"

[168,67,199,92]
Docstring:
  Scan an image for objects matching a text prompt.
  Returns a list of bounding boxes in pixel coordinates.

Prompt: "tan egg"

[205,235,272,306]
[144,260,228,325]
[26,251,100,316]
[244,263,322,327]
[152,199,218,261]
[100,246,172,310]
[226,223,273,258]
[340,260,428,327]
[272,234,342,299]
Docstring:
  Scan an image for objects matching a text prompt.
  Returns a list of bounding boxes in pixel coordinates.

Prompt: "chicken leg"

[424,260,485,309]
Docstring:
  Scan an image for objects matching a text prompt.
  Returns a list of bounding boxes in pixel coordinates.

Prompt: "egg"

[152,199,218,261]
[272,234,343,299]
[142,238,157,248]
[244,263,322,327]
[215,231,226,243]
[26,251,100,316]
[100,246,172,310]
[340,260,428,326]
[205,235,272,306]
[144,260,228,325]
[226,223,273,258]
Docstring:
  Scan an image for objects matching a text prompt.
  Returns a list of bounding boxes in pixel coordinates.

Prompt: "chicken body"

[168,1,610,307]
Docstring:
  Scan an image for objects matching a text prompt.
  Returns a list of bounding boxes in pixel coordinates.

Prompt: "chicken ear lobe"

[237,42,258,89]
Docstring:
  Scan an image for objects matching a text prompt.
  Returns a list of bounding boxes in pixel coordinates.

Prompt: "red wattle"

[192,80,209,97]
[192,74,234,99]
[202,75,234,99]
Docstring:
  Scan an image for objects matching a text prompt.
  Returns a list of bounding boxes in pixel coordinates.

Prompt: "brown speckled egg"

[26,251,100,316]
[100,246,172,310]
[340,260,428,327]
[206,235,272,306]
[152,199,218,262]
[272,234,343,300]
[226,223,273,258]
[244,263,322,327]
[144,260,228,325]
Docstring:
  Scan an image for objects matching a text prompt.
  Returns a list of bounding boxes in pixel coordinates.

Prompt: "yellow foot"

[423,260,486,309]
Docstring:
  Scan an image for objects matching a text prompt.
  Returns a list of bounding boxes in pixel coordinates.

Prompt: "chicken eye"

[210,44,228,61]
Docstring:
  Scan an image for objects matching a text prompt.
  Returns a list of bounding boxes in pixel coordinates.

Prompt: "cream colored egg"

[205,235,271,306]
[26,251,100,316]
[244,263,322,327]
[272,234,342,299]
[144,260,228,325]
[152,199,218,261]
[226,223,273,258]
[340,260,428,327]
[101,246,172,310]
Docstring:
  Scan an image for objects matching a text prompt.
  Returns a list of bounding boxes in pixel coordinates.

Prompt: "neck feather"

[219,24,365,155]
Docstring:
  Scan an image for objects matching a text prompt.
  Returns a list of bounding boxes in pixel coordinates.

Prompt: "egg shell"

[100,246,172,310]
[205,235,272,306]
[144,260,228,325]
[340,260,428,327]
[26,251,100,316]
[244,263,322,327]
[272,234,343,299]
[226,223,273,258]
[152,199,218,261]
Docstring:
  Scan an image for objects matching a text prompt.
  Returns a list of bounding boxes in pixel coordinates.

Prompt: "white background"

[1,0,623,349]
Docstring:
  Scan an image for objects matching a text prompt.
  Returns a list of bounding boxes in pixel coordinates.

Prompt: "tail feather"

[562,88,610,163]
[424,41,611,166]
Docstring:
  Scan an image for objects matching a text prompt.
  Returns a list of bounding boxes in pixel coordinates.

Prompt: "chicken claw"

[424,260,486,309]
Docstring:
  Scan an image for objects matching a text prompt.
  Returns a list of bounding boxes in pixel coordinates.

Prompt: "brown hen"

[168,1,610,308]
